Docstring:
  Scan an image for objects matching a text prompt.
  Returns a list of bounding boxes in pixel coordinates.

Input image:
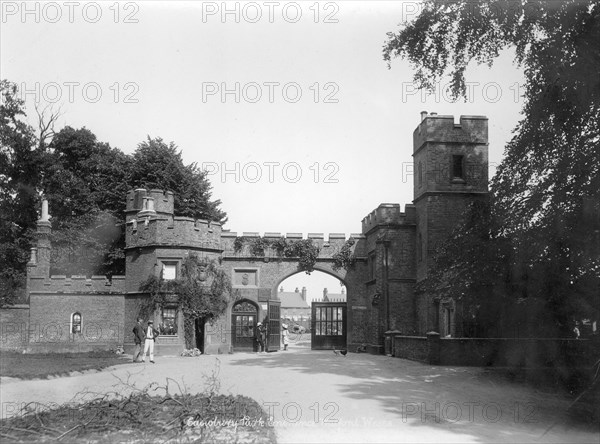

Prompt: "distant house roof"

[321,293,346,302]
[279,292,310,309]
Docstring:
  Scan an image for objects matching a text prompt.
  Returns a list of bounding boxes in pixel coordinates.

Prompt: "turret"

[27,198,52,278]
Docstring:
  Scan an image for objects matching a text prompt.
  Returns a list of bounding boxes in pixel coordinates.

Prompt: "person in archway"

[282,323,289,351]
[255,322,265,353]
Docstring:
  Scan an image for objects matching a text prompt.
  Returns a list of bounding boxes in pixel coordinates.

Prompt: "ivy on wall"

[331,237,357,271]
[138,254,233,348]
[233,236,321,274]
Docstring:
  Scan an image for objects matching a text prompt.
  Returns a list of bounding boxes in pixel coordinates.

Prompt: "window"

[368,252,376,280]
[71,312,82,334]
[452,155,464,180]
[314,306,343,336]
[443,307,453,337]
[418,161,423,187]
[161,262,177,280]
[160,307,178,335]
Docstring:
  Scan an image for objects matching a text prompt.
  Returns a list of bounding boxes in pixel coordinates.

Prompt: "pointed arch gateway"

[217,232,365,355]
[276,267,348,350]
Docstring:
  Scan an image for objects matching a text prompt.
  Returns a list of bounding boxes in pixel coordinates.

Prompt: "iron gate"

[266,299,281,352]
[311,300,347,350]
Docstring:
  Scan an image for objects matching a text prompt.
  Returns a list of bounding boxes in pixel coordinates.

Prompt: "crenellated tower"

[413,112,489,335]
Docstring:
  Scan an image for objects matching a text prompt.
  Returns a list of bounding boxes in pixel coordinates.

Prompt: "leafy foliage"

[385,1,600,335]
[331,237,357,271]
[139,254,232,348]
[0,80,227,303]
[0,80,42,305]
[130,138,226,223]
[232,236,321,273]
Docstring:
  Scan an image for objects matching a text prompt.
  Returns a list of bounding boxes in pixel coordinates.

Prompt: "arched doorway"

[231,300,258,351]
[195,317,207,353]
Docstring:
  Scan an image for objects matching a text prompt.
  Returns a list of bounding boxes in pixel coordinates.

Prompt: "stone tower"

[413,113,489,335]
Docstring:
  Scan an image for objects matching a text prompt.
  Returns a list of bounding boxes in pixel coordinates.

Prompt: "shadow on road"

[227,348,599,443]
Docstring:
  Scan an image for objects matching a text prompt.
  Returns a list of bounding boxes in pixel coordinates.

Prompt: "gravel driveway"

[1,347,598,443]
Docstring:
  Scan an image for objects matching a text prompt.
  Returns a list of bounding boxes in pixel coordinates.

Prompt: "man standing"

[141,320,159,363]
[255,322,265,353]
[132,318,145,362]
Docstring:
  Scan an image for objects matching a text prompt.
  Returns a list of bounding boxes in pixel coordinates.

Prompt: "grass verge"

[0,351,130,379]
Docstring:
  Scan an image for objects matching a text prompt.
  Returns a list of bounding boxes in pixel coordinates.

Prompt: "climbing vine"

[138,254,233,348]
[233,236,320,274]
[331,237,357,271]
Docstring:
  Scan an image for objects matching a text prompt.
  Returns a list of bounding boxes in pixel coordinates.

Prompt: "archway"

[276,269,347,349]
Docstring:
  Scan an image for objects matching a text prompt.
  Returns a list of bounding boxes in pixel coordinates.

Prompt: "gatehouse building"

[9,113,489,354]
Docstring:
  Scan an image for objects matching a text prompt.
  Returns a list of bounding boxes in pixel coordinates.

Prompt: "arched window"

[71,312,82,334]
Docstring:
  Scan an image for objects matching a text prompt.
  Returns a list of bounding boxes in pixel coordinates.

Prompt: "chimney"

[341,287,345,295]
[430,112,438,116]
[280,286,284,292]
[301,287,307,301]
[323,288,329,301]
[420,111,428,121]
[295,287,299,293]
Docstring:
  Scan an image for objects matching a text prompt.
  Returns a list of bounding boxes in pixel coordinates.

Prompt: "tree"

[0,80,228,303]
[0,80,44,305]
[385,1,600,335]
[130,138,227,223]
[43,127,132,276]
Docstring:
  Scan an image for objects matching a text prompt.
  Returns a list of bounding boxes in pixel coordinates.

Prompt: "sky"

[1,1,525,299]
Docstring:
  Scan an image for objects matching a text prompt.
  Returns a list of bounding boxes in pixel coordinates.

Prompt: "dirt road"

[1,347,598,443]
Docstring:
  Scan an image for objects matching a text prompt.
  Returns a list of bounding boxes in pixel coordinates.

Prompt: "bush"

[181,348,202,357]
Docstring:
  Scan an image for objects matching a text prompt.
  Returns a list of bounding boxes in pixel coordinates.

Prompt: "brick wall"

[27,293,124,353]
[394,334,599,369]
[28,275,126,294]
[393,335,429,362]
[0,305,30,351]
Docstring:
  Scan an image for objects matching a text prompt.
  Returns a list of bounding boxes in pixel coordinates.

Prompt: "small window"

[160,307,178,335]
[368,252,376,280]
[418,161,423,187]
[71,312,82,334]
[452,155,464,179]
[162,262,177,280]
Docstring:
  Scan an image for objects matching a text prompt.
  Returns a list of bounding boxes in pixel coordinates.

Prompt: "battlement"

[126,214,222,250]
[413,113,488,152]
[361,203,416,233]
[126,189,174,219]
[220,231,365,258]
[28,275,126,294]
